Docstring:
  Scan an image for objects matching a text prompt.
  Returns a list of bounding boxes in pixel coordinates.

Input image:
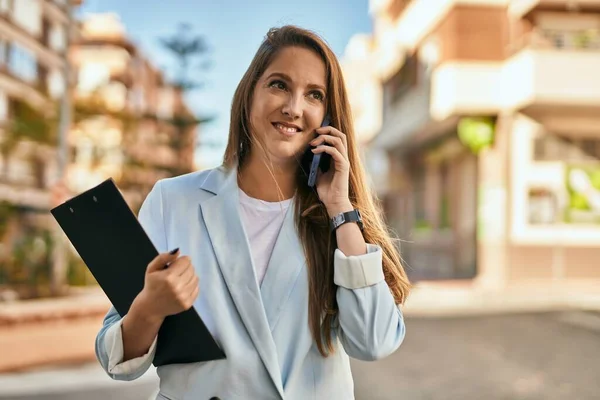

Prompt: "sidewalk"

[403,279,600,316]
[0,288,110,373]
[0,363,158,400]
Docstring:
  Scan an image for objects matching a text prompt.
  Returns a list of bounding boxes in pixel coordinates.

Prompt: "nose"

[281,93,303,119]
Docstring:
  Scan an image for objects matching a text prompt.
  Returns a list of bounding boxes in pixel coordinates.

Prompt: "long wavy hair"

[223,25,411,356]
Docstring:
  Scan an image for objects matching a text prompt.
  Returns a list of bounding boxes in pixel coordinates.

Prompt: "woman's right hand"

[133,249,200,323]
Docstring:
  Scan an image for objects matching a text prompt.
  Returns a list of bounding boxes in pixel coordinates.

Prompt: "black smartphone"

[300,115,331,187]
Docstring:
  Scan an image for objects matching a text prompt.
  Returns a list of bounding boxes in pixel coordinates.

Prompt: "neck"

[238,152,297,202]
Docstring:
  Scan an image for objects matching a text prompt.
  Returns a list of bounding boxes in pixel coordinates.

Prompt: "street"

[353,311,600,400]
[2,311,599,400]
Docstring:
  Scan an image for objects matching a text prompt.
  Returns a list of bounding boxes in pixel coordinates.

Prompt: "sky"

[78,0,373,169]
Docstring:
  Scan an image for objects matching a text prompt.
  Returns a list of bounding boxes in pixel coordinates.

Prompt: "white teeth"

[275,123,298,133]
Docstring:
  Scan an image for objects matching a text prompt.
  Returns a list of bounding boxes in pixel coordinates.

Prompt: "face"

[249,46,327,167]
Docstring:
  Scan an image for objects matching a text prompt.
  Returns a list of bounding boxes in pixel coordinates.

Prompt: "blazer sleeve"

[334,244,406,361]
[95,180,168,380]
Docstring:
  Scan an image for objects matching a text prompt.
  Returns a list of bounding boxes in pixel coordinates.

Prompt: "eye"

[268,80,286,90]
[309,91,325,102]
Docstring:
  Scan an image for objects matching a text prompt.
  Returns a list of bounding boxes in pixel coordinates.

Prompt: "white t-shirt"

[238,188,292,285]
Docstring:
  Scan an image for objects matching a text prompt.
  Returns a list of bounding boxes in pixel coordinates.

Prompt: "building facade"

[0,0,81,299]
[0,0,74,210]
[0,8,199,300]
[345,0,600,289]
[70,13,198,210]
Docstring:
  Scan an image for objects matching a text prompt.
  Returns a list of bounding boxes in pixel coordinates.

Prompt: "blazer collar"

[200,165,301,398]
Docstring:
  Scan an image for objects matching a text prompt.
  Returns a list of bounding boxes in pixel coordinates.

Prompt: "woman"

[95,25,411,400]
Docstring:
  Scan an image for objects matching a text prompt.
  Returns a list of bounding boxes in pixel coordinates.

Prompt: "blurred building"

[0,9,199,301]
[0,0,75,210]
[0,0,83,300]
[70,12,198,210]
[345,0,600,289]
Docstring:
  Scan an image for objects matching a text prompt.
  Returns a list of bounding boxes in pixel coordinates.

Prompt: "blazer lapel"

[260,201,305,332]
[199,166,284,398]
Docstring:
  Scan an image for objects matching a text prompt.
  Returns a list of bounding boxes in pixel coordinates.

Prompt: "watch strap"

[330,209,363,232]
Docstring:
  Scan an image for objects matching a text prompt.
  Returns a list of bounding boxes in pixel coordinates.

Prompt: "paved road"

[0,364,158,400]
[2,311,599,400]
[352,311,600,400]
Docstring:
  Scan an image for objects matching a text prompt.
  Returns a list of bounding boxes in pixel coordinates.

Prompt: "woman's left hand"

[310,126,354,217]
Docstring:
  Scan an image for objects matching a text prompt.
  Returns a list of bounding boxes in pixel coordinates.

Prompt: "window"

[0,0,11,13]
[47,69,65,99]
[8,44,38,83]
[384,53,418,103]
[0,38,7,65]
[541,29,600,50]
[12,0,41,37]
[77,63,109,94]
[0,90,8,120]
[413,166,429,231]
[129,86,146,112]
[49,22,66,52]
[536,12,600,50]
[439,162,451,229]
[157,87,174,119]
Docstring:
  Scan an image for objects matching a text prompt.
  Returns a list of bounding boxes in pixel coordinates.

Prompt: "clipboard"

[51,178,225,366]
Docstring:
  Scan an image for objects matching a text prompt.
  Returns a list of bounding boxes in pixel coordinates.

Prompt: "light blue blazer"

[95,165,406,400]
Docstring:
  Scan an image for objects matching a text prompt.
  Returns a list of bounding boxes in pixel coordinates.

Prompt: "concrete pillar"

[474,113,511,291]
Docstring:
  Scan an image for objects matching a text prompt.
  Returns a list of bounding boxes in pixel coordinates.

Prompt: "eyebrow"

[265,72,326,93]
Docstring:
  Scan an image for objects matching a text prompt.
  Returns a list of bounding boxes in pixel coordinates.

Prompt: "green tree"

[158,23,215,172]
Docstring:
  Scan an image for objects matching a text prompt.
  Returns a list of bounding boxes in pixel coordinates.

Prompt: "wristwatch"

[330,209,364,232]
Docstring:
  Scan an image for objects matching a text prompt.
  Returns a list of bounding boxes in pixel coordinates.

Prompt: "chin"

[266,142,305,165]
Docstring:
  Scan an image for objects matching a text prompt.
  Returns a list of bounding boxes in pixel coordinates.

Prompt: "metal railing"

[523,28,600,51]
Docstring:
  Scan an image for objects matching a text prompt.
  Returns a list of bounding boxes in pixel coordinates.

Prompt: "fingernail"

[169,248,179,255]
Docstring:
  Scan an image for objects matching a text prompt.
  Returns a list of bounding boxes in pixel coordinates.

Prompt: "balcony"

[0,181,51,210]
[428,28,600,126]
[429,61,505,121]
[504,29,600,129]
[509,0,600,19]
[127,144,180,170]
[0,70,50,110]
[0,18,65,71]
[41,0,69,25]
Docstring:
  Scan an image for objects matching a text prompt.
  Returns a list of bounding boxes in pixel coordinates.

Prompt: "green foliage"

[158,23,215,154]
[414,219,432,232]
[0,226,54,299]
[457,117,495,154]
[66,251,96,286]
[0,99,57,158]
[159,23,211,91]
[0,201,17,238]
[569,192,589,210]
[564,166,600,224]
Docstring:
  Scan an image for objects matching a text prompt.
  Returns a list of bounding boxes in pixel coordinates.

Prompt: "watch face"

[333,214,345,226]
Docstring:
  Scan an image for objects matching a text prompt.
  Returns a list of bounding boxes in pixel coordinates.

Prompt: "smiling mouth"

[272,122,302,135]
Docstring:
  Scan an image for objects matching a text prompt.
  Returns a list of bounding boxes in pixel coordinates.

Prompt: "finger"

[185,284,200,308]
[147,248,180,272]
[316,126,347,150]
[166,255,192,276]
[312,145,348,170]
[178,262,196,283]
[310,135,346,160]
[178,275,199,306]
[182,273,199,295]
